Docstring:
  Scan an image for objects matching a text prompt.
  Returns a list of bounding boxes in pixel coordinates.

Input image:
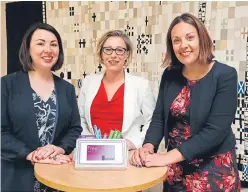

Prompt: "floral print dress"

[165,80,240,192]
[32,89,60,192]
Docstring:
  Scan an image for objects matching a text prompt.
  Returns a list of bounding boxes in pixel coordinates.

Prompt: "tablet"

[74,139,128,170]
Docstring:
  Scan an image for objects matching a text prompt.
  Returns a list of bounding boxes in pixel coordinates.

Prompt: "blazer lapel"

[190,75,214,134]
[122,71,134,133]
[85,73,103,133]
[52,76,62,141]
[190,83,200,135]
[19,72,40,146]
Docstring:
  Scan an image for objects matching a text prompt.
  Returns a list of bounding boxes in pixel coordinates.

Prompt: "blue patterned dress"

[32,89,60,192]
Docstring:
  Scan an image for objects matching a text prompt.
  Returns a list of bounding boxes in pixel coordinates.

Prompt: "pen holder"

[93,125,122,139]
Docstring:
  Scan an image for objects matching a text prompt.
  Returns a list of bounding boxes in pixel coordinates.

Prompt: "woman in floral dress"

[130,13,240,191]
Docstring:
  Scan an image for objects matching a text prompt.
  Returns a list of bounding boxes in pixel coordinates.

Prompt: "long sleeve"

[177,67,238,162]
[1,77,33,161]
[78,76,92,135]
[124,79,156,148]
[57,85,82,154]
[143,70,168,149]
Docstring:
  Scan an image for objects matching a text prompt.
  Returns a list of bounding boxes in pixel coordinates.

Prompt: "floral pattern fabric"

[165,80,240,192]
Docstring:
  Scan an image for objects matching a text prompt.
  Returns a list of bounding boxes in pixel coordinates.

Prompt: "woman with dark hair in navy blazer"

[1,23,82,191]
[130,13,240,191]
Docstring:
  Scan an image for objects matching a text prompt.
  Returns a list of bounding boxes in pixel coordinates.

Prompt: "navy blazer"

[1,71,82,191]
[144,61,238,162]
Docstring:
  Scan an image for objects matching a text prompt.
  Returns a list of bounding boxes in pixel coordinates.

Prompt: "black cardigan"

[144,61,238,162]
[1,71,82,191]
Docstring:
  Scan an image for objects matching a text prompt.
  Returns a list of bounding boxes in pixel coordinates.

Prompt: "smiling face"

[171,21,200,66]
[101,36,128,73]
[29,29,59,71]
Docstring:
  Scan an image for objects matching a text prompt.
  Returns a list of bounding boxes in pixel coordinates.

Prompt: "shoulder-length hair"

[162,13,214,69]
[19,22,64,72]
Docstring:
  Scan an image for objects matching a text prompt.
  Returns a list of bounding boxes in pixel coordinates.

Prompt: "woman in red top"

[78,30,155,149]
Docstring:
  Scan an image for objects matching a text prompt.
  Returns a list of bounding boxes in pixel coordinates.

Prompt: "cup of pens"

[94,125,122,139]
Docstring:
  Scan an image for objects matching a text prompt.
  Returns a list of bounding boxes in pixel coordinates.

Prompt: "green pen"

[112,130,118,139]
[108,130,114,139]
[116,131,121,139]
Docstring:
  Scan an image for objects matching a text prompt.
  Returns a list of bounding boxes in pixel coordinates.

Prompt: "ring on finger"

[52,156,57,161]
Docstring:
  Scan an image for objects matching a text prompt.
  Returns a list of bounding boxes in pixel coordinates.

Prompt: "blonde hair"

[96,30,133,66]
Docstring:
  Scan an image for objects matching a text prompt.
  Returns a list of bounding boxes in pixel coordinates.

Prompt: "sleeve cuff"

[17,147,33,160]
[177,145,193,162]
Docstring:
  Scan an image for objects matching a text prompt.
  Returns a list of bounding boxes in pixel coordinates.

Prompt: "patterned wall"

[44,1,248,186]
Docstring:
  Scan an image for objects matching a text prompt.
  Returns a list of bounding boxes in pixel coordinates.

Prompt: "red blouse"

[90,80,124,136]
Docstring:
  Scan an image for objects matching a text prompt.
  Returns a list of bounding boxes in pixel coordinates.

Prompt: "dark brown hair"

[19,22,64,72]
[162,13,214,68]
[96,30,133,66]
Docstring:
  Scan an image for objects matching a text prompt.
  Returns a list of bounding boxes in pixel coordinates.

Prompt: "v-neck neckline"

[32,88,55,103]
[28,72,56,103]
[101,80,124,102]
